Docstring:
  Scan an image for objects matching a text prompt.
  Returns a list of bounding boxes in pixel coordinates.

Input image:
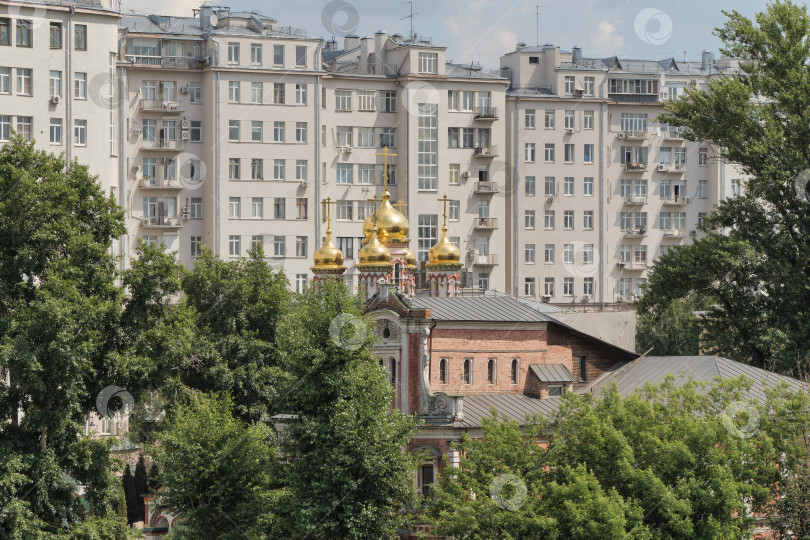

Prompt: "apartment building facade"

[501,44,746,307]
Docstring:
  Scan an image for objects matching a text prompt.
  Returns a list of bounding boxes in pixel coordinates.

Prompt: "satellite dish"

[209,13,218,27]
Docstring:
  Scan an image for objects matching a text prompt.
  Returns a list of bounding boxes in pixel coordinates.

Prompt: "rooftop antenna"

[400,1,417,41]
[536,3,548,46]
[677,49,687,62]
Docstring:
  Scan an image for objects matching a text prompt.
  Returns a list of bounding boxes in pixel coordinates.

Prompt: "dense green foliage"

[641,1,810,373]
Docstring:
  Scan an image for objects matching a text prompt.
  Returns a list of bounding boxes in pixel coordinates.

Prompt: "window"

[190,121,202,142]
[272,121,285,142]
[584,177,594,196]
[229,235,241,256]
[381,91,397,112]
[250,82,262,104]
[584,77,595,96]
[564,76,575,95]
[295,274,307,293]
[190,198,202,219]
[525,244,535,264]
[358,90,376,111]
[251,43,262,64]
[336,163,352,184]
[335,201,352,221]
[583,244,594,264]
[418,214,438,262]
[522,276,536,297]
[17,68,32,95]
[17,20,32,47]
[544,176,556,197]
[511,359,519,384]
[447,128,459,148]
[295,45,307,66]
[274,236,286,256]
[274,198,286,219]
[529,56,539,64]
[50,23,62,48]
[564,143,574,163]
[296,198,308,220]
[250,236,263,253]
[525,143,536,162]
[698,212,708,228]
[462,359,472,384]
[487,359,497,384]
[418,103,438,191]
[563,176,574,196]
[562,277,574,296]
[698,180,708,199]
[544,278,555,297]
[620,113,647,133]
[74,119,86,145]
[337,237,354,258]
[49,118,62,144]
[251,197,263,218]
[73,72,86,99]
[252,121,263,141]
[228,81,240,102]
[584,144,594,163]
[190,236,203,258]
[357,201,373,220]
[731,179,741,197]
[545,243,555,264]
[461,128,474,148]
[544,109,555,129]
[525,109,536,129]
[548,385,564,397]
[659,211,671,230]
[74,24,87,50]
[418,52,439,74]
[296,160,307,181]
[583,277,594,296]
[544,210,555,230]
[273,159,285,181]
[296,84,307,105]
[252,159,264,180]
[189,83,201,103]
[229,159,241,180]
[0,116,9,141]
[525,210,535,229]
[621,146,647,165]
[335,89,352,111]
[274,83,285,104]
[563,211,574,230]
[296,236,308,257]
[699,147,708,166]
[584,111,594,129]
[273,44,284,65]
[0,67,8,94]
[439,359,448,384]
[564,110,575,129]
[478,273,489,290]
[448,200,460,221]
[228,42,239,63]
[449,163,460,185]
[545,144,555,162]
[229,197,241,218]
[584,211,594,230]
[674,147,686,165]
[0,19,9,46]
[228,120,240,141]
[525,176,536,196]
[379,127,396,149]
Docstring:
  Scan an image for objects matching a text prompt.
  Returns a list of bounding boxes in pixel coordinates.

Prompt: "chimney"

[324,38,338,52]
[515,41,526,51]
[572,45,582,64]
[701,50,714,71]
[344,34,360,51]
[199,6,212,32]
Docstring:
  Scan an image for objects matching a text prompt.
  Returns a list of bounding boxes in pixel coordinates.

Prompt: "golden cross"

[393,200,408,213]
[322,197,336,230]
[375,146,397,192]
[367,194,381,227]
[437,194,450,229]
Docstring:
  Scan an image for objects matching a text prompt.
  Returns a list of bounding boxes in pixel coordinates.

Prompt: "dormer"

[526,364,574,398]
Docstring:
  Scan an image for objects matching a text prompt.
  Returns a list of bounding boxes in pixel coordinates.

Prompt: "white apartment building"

[501,44,746,308]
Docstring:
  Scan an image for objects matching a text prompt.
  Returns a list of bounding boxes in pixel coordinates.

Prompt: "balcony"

[661,196,690,206]
[617,259,647,271]
[470,253,498,266]
[623,227,647,239]
[662,228,685,239]
[140,216,182,229]
[474,181,499,194]
[623,195,647,206]
[664,129,686,141]
[608,93,659,104]
[140,177,183,190]
[665,164,686,174]
[139,100,184,113]
[125,55,205,70]
[474,218,498,230]
[619,130,647,140]
[140,139,184,152]
[623,162,647,172]
[326,60,399,76]
[473,106,498,120]
[474,145,498,158]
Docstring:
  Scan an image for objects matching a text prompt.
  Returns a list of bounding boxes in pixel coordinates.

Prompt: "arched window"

[393,262,402,285]
[511,359,519,384]
[389,357,396,385]
[463,358,472,384]
[487,358,496,384]
[439,359,448,384]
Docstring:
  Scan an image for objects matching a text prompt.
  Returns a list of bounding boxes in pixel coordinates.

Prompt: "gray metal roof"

[457,393,561,428]
[446,64,506,80]
[407,295,556,323]
[529,364,574,383]
[591,356,803,401]
[120,15,203,35]
[10,0,116,10]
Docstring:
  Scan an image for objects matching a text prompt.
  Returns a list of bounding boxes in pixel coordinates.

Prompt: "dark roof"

[407,295,556,323]
[458,393,561,428]
[529,364,574,382]
[590,356,804,401]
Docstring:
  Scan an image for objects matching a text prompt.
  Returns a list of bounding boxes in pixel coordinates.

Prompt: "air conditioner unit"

[565,128,574,134]
[181,120,190,129]
[461,171,470,179]
[181,131,190,140]
[657,164,667,172]
[467,250,476,262]
[617,260,626,267]
[182,212,190,220]
[300,180,309,188]
[685,197,691,203]
[181,206,189,214]
[690,230,698,236]
[203,56,212,66]
[132,129,142,137]
[541,295,551,303]
[617,132,626,139]
[50,95,60,104]
[547,196,555,203]
[180,86,190,94]
[141,218,151,226]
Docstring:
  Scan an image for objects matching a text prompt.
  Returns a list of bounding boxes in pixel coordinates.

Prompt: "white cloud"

[590,20,624,55]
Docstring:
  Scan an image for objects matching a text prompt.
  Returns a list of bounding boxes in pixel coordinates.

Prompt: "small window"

[529,56,539,64]
[462,359,472,384]
[548,385,564,397]
[74,24,87,50]
[389,358,396,385]
[510,359,519,384]
[579,356,587,382]
[439,359,448,384]
[487,359,496,384]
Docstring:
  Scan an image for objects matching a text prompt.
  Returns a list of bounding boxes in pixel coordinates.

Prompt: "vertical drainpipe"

[315,42,323,251]
[598,70,612,310]
[215,69,221,256]
[118,29,128,270]
[513,95,520,297]
[66,6,74,164]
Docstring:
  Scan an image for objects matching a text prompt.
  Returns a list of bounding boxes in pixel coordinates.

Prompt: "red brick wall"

[408,331,421,416]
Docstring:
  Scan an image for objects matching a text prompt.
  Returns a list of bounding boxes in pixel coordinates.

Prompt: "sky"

[119,0,764,67]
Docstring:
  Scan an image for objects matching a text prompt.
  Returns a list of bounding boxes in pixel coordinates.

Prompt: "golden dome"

[404,248,418,269]
[363,191,408,245]
[311,228,345,271]
[428,227,462,267]
[357,228,393,268]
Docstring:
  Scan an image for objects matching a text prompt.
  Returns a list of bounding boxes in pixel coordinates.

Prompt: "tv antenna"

[400,1,417,41]
[536,3,548,46]
[676,49,687,62]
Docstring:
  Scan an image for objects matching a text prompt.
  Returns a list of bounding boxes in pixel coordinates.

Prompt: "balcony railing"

[326,61,399,76]
[624,162,647,172]
[474,218,498,230]
[623,228,647,238]
[617,259,647,270]
[474,181,499,194]
[662,228,685,239]
[661,196,690,206]
[608,93,659,104]
[140,139,184,152]
[623,195,647,205]
[141,216,182,228]
[471,253,498,266]
[140,177,183,190]
[473,106,498,120]
[620,130,647,139]
[474,145,497,158]
[507,84,556,95]
[140,100,184,113]
[125,55,205,70]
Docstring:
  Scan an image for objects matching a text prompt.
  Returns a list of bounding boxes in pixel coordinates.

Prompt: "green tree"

[122,464,137,525]
[275,279,419,539]
[152,392,284,540]
[644,0,810,373]
[636,294,710,356]
[133,456,149,526]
